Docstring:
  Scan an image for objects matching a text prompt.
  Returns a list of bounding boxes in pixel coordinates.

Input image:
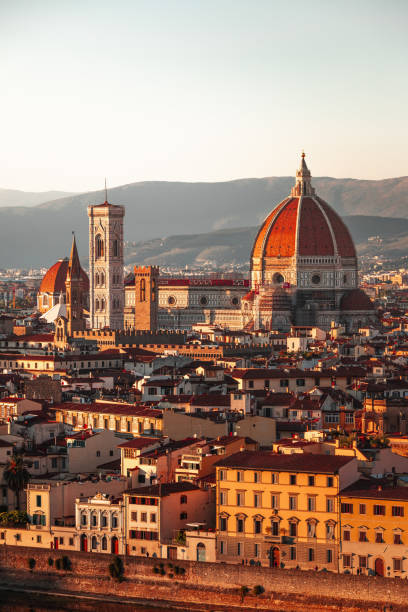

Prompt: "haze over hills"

[0,176,408,268]
[124,216,408,269]
[0,188,76,208]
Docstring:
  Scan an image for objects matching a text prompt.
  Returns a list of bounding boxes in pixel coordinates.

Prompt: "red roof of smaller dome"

[39,259,89,294]
[340,289,374,311]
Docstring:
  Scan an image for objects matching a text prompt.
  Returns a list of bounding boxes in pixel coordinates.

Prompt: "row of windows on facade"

[80,513,119,528]
[218,540,334,563]
[219,516,335,539]
[94,272,122,286]
[343,527,404,545]
[95,298,121,310]
[65,414,158,432]
[95,236,120,259]
[219,491,336,512]
[340,502,404,516]
[343,555,403,572]
[219,471,334,487]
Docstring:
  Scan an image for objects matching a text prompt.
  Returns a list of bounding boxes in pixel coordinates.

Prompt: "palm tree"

[4,454,30,510]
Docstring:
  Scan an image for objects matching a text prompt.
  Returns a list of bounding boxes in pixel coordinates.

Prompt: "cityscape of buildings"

[1,154,408,590]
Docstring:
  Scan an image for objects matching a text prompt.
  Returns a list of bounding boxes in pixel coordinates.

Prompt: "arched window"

[140,278,146,302]
[91,536,98,550]
[101,272,105,286]
[102,536,107,550]
[113,239,119,257]
[95,298,100,311]
[95,273,99,286]
[95,235,104,258]
[101,299,105,310]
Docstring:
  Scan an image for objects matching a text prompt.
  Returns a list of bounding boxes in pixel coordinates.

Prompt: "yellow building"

[55,401,163,438]
[340,482,408,578]
[215,451,358,571]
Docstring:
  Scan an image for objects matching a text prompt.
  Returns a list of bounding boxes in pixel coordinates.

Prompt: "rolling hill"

[0,176,407,268]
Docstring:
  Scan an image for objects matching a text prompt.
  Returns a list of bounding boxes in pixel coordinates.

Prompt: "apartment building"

[215,451,359,571]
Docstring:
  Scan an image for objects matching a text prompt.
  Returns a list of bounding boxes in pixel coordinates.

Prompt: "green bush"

[28,558,36,571]
[109,556,124,582]
[253,585,264,596]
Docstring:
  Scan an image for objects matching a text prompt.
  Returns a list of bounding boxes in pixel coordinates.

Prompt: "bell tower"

[65,234,86,336]
[129,266,159,331]
[88,194,125,329]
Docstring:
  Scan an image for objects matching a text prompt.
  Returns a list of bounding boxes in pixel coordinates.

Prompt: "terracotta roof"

[215,450,354,473]
[39,258,89,294]
[251,194,356,261]
[117,437,159,449]
[341,480,408,501]
[126,481,201,497]
[340,289,374,312]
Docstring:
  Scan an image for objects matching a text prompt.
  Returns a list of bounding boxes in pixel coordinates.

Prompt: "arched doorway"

[196,542,206,562]
[269,546,280,568]
[80,534,87,552]
[111,536,119,555]
[375,557,384,576]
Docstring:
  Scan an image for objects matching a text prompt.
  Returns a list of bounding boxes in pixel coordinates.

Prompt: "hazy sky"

[1,0,407,192]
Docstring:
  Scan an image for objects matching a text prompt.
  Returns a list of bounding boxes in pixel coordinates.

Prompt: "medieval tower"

[88,196,125,329]
[124,266,159,331]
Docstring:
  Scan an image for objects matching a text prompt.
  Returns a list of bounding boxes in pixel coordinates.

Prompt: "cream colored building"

[76,492,125,554]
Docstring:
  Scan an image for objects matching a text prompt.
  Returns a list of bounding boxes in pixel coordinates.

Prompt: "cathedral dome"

[252,173,355,261]
[340,288,374,311]
[250,154,358,292]
[39,258,89,294]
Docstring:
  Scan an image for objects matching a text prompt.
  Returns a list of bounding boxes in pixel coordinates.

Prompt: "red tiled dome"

[39,259,89,294]
[340,289,374,311]
[252,195,356,260]
[252,155,356,261]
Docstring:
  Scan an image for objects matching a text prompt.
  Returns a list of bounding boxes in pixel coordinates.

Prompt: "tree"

[4,454,30,510]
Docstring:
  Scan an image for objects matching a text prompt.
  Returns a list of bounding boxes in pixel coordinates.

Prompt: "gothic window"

[96,235,104,258]
[113,239,119,257]
[140,279,146,302]
[101,272,105,286]
[95,299,100,311]
[101,299,105,310]
[95,273,99,286]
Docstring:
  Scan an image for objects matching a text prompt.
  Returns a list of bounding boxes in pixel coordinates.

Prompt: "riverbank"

[1,546,408,611]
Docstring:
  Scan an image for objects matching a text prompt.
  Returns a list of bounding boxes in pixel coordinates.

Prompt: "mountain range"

[0,176,407,268]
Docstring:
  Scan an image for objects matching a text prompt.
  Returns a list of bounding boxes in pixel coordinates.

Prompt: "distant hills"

[124,216,408,268]
[0,188,76,208]
[0,176,407,268]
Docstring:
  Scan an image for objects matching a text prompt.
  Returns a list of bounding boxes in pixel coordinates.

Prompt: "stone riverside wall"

[0,546,407,611]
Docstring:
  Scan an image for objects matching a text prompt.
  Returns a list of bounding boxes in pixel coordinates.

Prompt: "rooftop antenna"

[104,178,108,203]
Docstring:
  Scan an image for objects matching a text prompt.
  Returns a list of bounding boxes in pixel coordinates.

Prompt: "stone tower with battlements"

[124,265,159,331]
[88,197,125,330]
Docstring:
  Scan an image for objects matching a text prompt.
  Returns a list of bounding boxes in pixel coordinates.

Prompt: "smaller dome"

[39,258,89,294]
[259,287,291,311]
[340,289,374,311]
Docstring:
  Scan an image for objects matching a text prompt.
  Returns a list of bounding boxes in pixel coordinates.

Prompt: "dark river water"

[0,591,191,612]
